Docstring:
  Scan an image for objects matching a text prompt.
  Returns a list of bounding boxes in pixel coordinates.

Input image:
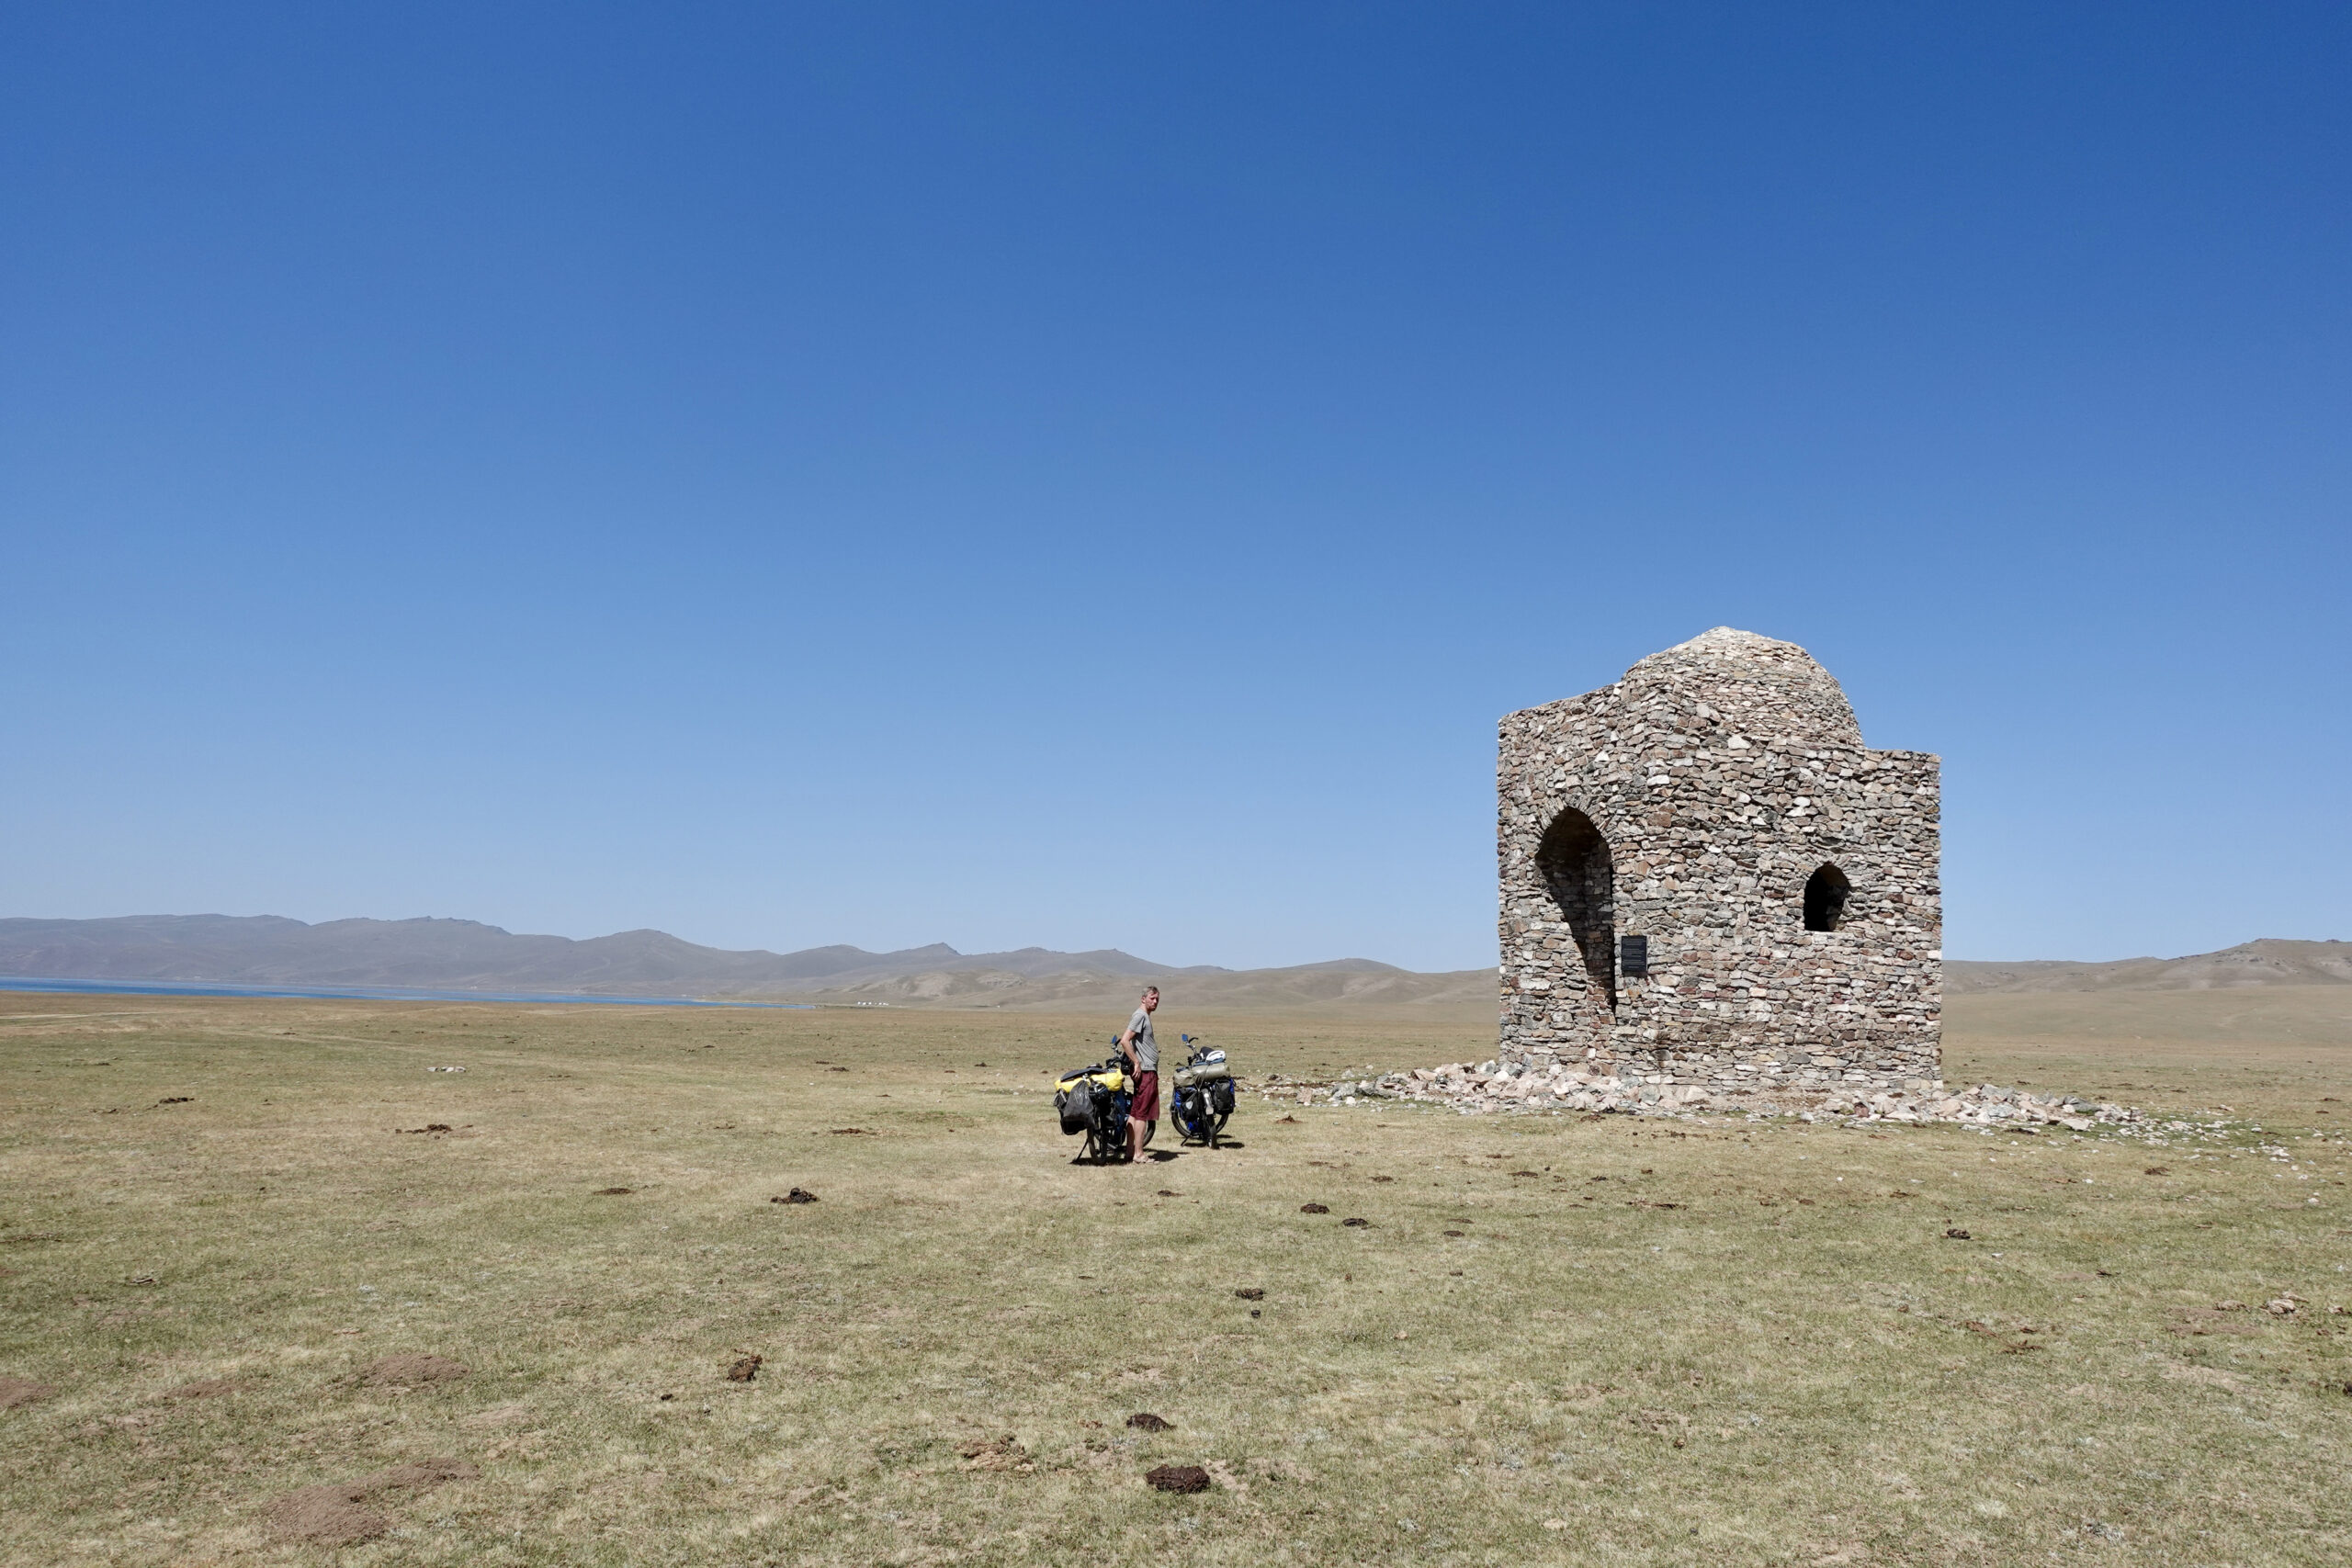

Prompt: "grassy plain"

[1945,987,2352,1129]
[3,992,2348,1566]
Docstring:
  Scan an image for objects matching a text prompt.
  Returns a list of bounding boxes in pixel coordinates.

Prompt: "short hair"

[1141,985,1159,998]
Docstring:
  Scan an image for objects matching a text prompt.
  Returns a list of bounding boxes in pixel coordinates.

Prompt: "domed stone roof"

[1615,627,1862,749]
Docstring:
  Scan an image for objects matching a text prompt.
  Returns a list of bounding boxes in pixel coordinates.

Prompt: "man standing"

[1117,986,1160,1163]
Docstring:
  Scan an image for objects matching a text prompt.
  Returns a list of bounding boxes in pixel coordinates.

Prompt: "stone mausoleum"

[1498,628,1941,1094]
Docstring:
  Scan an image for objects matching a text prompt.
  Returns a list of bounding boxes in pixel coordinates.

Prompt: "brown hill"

[0,913,1490,1014]
[1946,939,2352,995]
[0,914,1193,995]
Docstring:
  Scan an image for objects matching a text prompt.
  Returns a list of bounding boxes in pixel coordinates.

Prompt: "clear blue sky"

[4,3,2346,970]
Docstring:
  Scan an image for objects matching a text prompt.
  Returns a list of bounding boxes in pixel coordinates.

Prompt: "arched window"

[1535,807,1616,1009]
[1803,863,1851,932]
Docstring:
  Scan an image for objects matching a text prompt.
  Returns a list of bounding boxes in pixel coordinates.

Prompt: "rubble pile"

[1261,1061,2152,1133]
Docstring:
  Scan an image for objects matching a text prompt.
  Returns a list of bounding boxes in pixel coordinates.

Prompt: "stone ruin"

[1497,627,1941,1098]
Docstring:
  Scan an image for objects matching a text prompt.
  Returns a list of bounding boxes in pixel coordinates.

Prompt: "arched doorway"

[1803,863,1851,931]
[1536,807,1616,1010]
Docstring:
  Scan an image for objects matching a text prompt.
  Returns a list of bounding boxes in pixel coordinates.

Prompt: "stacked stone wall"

[1498,628,1941,1094]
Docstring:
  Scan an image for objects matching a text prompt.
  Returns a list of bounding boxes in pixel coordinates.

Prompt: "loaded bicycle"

[1168,1034,1235,1147]
[1054,1052,1147,1165]
[1054,1032,1235,1161]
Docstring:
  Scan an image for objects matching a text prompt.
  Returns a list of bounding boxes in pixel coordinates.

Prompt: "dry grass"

[2,992,2348,1565]
[1948,987,2352,1127]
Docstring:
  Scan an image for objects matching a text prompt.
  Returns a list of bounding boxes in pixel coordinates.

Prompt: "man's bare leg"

[1127,1114,1146,1162]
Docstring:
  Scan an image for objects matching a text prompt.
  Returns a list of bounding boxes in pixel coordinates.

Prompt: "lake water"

[0,976,812,1009]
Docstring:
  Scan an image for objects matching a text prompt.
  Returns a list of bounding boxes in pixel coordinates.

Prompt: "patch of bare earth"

[959,1435,1032,1472]
[0,1377,57,1409]
[359,1354,469,1387]
[266,1457,479,1544]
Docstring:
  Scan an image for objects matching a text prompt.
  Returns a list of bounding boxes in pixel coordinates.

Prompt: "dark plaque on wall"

[1619,934,1648,977]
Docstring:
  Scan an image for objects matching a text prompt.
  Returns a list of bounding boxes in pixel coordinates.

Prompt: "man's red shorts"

[1128,1069,1159,1122]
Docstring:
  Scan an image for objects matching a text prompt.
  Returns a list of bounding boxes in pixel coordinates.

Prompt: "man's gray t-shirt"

[1127,1008,1158,1072]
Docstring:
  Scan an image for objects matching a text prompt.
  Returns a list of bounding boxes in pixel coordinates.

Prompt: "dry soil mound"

[266,1458,478,1544]
[0,1376,57,1409]
[360,1354,469,1387]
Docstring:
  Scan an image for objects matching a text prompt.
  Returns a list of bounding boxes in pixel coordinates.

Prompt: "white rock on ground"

[1259,1062,2159,1134]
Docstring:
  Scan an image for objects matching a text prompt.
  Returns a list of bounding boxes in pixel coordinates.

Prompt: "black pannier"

[1056,1079,1096,1135]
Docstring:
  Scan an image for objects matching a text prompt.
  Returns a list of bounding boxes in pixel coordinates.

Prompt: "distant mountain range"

[1946,939,2352,994]
[3,916,2341,1010]
[0,914,1491,1013]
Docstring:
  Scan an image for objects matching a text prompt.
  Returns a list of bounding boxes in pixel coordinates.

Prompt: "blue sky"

[4,3,2346,970]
